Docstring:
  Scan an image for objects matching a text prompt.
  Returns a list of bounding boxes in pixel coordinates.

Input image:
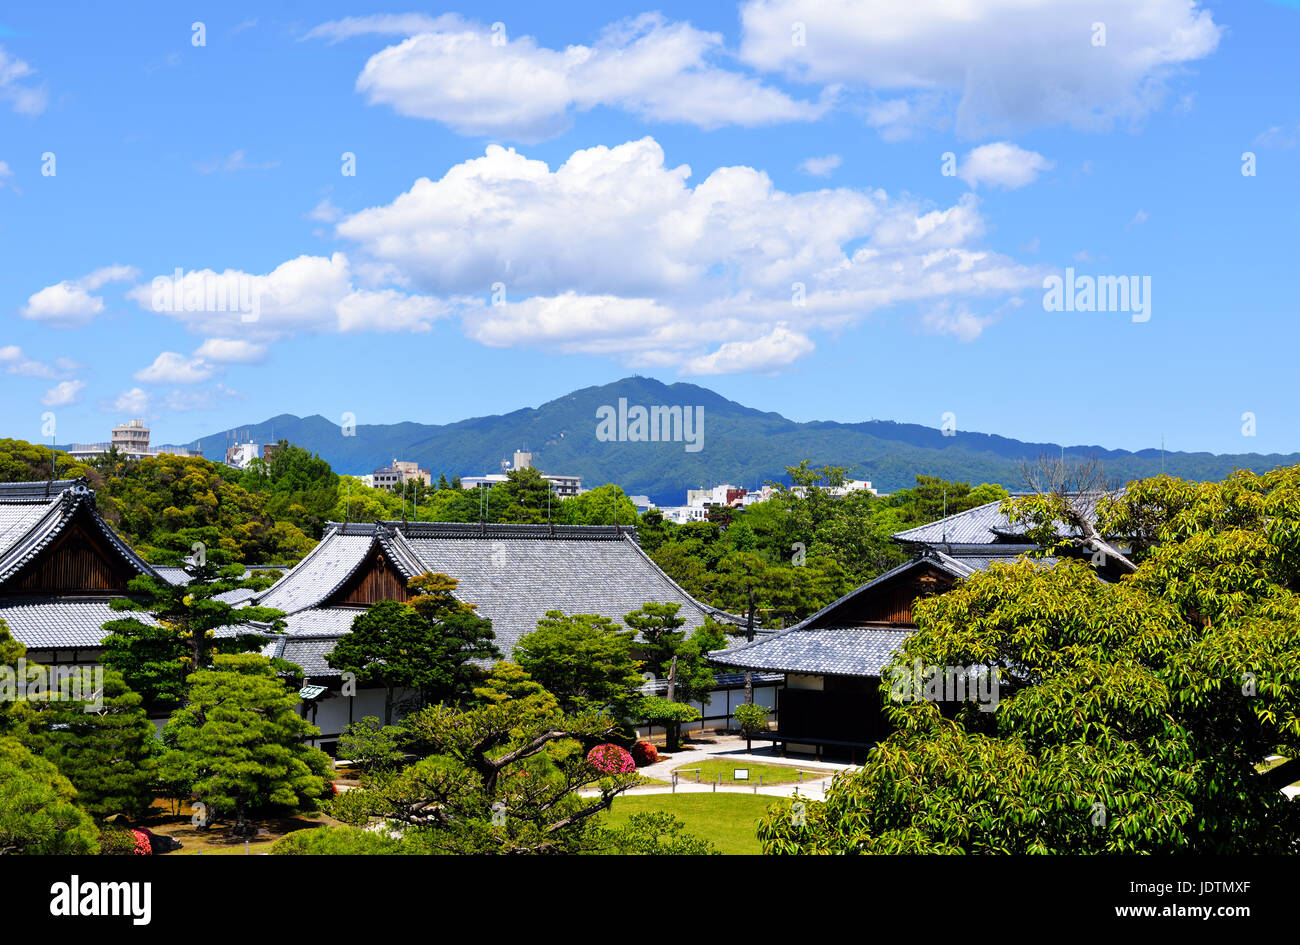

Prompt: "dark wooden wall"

[813,564,955,628]
[327,547,411,607]
[8,517,135,594]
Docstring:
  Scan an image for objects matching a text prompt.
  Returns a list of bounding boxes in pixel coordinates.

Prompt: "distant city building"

[261,443,281,463]
[371,459,432,490]
[659,506,709,524]
[112,419,150,455]
[62,420,201,462]
[790,479,880,499]
[463,449,582,498]
[225,442,261,469]
[687,484,747,508]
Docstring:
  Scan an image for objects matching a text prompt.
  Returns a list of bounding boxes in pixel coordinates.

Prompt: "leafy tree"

[0,438,97,485]
[0,737,99,854]
[624,604,725,749]
[472,661,559,722]
[16,668,157,818]
[331,701,639,854]
[240,440,340,539]
[101,561,286,707]
[624,602,688,673]
[514,611,644,717]
[759,467,1300,854]
[491,466,555,523]
[91,451,315,564]
[600,811,721,855]
[562,483,639,525]
[0,619,27,732]
[338,717,407,774]
[640,697,701,752]
[162,654,332,835]
[733,702,772,753]
[326,573,499,723]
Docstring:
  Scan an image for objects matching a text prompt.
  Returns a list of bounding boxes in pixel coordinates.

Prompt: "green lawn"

[601,793,788,855]
[672,758,833,787]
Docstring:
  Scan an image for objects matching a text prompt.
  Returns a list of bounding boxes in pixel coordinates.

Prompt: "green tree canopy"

[162,654,332,835]
[101,561,287,707]
[514,611,644,717]
[331,701,639,854]
[760,467,1300,854]
[0,737,99,855]
[326,573,499,722]
[15,668,157,818]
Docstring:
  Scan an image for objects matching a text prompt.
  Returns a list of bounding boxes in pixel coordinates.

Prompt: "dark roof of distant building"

[710,549,1054,677]
[0,479,159,590]
[253,520,737,670]
[891,492,1115,548]
[0,598,158,648]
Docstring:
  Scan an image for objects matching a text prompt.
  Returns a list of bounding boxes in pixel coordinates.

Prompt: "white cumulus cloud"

[799,154,842,177]
[0,46,47,116]
[134,352,218,385]
[193,338,267,364]
[41,380,86,407]
[739,0,1221,138]
[319,12,827,140]
[21,265,140,327]
[334,136,1040,372]
[958,142,1054,190]
[128,253,453,339]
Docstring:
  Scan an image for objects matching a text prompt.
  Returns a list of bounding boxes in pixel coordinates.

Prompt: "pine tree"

[17,669,157,818]
[162,654,331,835]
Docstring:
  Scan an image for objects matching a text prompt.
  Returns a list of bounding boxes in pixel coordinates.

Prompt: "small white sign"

[733,768,749,781]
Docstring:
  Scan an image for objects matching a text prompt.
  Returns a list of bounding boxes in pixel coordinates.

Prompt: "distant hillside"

[193,377,1300,506]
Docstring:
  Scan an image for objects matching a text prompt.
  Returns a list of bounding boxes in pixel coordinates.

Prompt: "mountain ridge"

[191,377,1300,505]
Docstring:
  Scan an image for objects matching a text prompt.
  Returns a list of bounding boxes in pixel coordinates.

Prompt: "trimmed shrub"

[98,824,136,855]
[586,743,635,775]
[630,741,659,766]
[270,826,406,855]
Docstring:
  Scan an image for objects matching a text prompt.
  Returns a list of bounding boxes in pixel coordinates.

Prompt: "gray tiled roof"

[401,526,731,657]
[255,521,736,665]
[891,492,1114,547]
[274,635,341,677]
[710,549,1047,677]
[0,479,160,589]
[0,598,158,648]
[713,626,912,677]
[215,587,260,606]
[253,531,376,614]
[281,608,359,637]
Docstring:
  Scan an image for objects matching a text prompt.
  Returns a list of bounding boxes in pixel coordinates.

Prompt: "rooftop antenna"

[344,476,351,525]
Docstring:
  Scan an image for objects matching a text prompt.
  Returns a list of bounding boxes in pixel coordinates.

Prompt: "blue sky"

[1,0,1297,457]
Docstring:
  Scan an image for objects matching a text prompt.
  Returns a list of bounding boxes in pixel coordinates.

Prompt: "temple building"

[0,479,163,666]
[710,496,1120,760]
[245,520,755,749]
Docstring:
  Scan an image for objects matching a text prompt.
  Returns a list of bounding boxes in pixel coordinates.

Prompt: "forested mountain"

[193,377,1300,505]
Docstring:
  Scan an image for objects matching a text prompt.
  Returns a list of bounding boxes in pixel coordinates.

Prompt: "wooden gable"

[323,542,411,608]
[810,561,957,629]
[4,511,138,595]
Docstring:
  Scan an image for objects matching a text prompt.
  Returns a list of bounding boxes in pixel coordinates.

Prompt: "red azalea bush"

[586,743,636,775]
[131,829,152,856]
[630,741,658,766]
